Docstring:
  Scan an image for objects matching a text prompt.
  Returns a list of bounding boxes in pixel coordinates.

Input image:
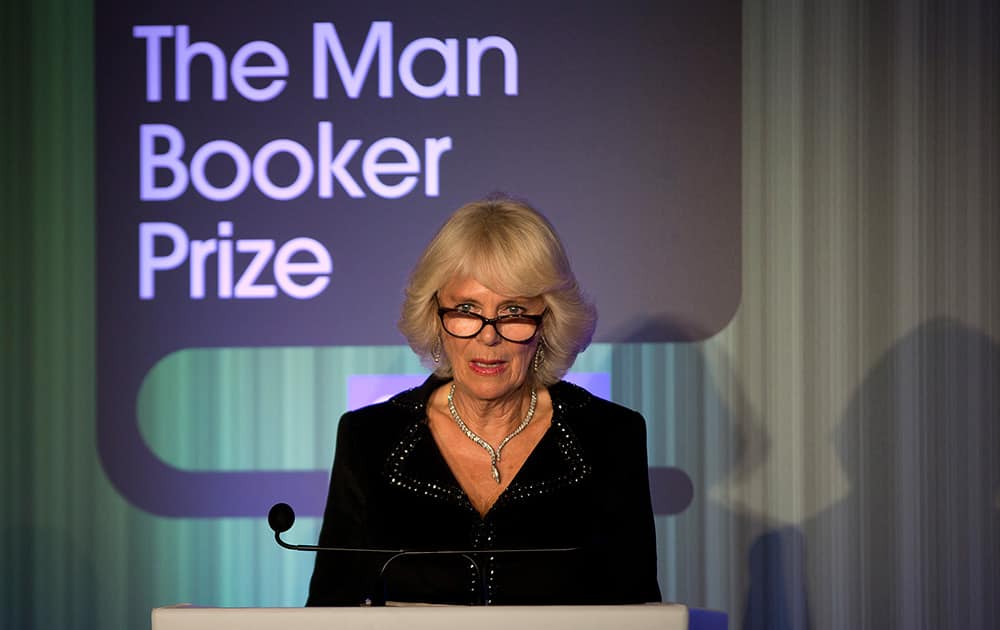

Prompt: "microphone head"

[268,502,296,533]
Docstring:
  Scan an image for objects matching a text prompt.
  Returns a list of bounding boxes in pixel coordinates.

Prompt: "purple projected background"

[347,372,611,410]
[96,0,738,516]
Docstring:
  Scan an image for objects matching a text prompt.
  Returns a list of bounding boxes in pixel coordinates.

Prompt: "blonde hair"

[399,195,597,386]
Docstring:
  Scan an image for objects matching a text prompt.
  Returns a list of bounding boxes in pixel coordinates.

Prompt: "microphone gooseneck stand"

[267,502,579,605]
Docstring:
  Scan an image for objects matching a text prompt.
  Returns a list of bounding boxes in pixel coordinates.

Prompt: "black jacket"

[306,376,661,606]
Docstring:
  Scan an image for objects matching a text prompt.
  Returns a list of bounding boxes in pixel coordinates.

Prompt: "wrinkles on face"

[437,276,543,431]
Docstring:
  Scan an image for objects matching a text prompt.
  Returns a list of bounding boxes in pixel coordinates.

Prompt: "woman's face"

[437,275,545,403]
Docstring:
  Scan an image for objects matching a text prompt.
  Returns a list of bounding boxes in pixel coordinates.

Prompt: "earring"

[533,339,546,373]
[431,337,442,363]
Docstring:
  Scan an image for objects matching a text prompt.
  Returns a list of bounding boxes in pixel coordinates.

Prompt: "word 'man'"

[133,22,519,103]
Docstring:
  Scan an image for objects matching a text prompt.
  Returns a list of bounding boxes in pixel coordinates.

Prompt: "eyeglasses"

[437,306,545,344]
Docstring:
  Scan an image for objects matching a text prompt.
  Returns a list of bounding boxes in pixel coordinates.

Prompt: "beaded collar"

[383,376,593,517]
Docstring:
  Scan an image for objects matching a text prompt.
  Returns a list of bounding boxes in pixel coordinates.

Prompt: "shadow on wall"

[611,313,725,344]
[742,527,811,630]
[612,318,773,615]
[742,317,1000,630]
[688,343,798,626]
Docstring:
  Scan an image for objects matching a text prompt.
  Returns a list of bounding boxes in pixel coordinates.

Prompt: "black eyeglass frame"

[436,306,546,344]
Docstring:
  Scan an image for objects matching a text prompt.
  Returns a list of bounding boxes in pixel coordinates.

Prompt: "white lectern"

[152,604,689,630]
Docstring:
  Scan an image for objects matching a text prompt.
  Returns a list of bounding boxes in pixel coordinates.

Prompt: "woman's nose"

[476,321,502,345]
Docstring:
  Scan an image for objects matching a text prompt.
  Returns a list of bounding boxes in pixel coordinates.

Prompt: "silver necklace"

[447,382,537,484]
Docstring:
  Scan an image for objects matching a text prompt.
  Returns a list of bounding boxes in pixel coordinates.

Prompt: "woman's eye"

[455,304,475,313]
[502,305,525,315]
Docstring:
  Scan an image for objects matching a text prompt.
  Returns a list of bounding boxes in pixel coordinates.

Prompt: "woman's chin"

[454,369,527,402]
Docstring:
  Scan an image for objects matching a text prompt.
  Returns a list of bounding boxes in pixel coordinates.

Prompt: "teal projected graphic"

[136,344,693,520]
[137,345,611,472]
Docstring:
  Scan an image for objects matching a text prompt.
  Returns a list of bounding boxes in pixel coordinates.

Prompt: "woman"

[307,196,661,606]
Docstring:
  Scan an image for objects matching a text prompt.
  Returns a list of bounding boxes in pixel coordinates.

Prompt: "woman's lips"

[468,359,507,375]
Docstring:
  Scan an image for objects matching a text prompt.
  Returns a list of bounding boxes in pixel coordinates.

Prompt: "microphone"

[268,502,405,553]
[267,502,295,534]
[267,502,581,605]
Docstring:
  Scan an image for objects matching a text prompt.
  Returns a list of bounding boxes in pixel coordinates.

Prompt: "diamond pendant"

[447,382,536,487]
